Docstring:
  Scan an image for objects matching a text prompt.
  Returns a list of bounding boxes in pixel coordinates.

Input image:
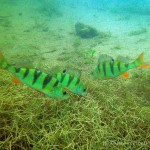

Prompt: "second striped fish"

[92,52,149,79]
[55,69,87,96]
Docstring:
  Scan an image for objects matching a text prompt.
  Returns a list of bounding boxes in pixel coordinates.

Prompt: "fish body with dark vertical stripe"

[92,52,146,79]
[56,72,87,96]
[0,52,69,100]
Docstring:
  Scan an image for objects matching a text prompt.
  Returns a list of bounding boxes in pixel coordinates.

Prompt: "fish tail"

[134,52,150,68]
[135,52,144,67]
[0,51,8,69]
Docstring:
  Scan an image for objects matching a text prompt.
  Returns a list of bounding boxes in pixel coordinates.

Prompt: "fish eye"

[111,58,114,62]
[63,91,67,95]
[83,88,86,92]
[62,69,67,74]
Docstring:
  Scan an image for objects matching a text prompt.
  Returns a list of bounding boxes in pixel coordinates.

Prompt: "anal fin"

[121,71,130,78]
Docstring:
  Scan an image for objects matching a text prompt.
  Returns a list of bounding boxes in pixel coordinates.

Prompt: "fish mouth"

[46,92,69,100]
[57,93,70,100]
[63,95,69,100]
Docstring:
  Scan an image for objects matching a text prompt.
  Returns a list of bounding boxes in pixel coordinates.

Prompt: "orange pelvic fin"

[121,71,130,78]
[12,77,22,84]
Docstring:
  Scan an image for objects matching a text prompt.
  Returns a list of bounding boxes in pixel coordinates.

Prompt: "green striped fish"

[55,69,87,96]
[0,52,69,100]
[92,52,149,79]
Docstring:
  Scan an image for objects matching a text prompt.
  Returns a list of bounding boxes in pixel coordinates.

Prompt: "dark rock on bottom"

[75,22,99,38]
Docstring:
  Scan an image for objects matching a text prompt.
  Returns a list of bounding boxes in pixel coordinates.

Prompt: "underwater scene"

[0,0,150,149]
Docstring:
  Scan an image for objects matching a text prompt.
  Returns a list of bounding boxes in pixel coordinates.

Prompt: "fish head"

[48,87,69,100]
[75,82,87,96]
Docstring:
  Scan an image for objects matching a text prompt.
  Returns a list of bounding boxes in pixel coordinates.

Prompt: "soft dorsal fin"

[14,58,35,69]
[116,55,129,64]
[14,63,35,70]
[98,54,114,63]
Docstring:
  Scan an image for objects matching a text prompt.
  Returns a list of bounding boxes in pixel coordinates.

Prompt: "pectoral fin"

[121,72,130,78]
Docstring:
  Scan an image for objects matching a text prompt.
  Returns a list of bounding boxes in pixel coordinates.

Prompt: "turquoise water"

[0,0,149,63]
[0,0,150,149]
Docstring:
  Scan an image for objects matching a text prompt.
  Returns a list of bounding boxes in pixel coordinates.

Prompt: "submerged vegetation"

[0,69,150,149]
[0,0,150,149]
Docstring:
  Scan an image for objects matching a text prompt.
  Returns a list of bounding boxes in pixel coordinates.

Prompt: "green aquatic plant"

[128,28,148,36]
[0,68,150,149]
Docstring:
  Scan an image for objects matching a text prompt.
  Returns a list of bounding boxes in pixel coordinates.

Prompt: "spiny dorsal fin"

[14,57,35,69]
[46,66,63,77]
[62,68,81,78]
[49,66,81,78]
[50,66,64,74]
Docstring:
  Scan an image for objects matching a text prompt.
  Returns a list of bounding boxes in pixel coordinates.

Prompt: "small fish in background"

[92,52,150,80]
[50,67,87,96]
[0,52,69,100]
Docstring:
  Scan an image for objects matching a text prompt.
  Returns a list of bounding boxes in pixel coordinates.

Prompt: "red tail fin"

[136,52,150,68]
